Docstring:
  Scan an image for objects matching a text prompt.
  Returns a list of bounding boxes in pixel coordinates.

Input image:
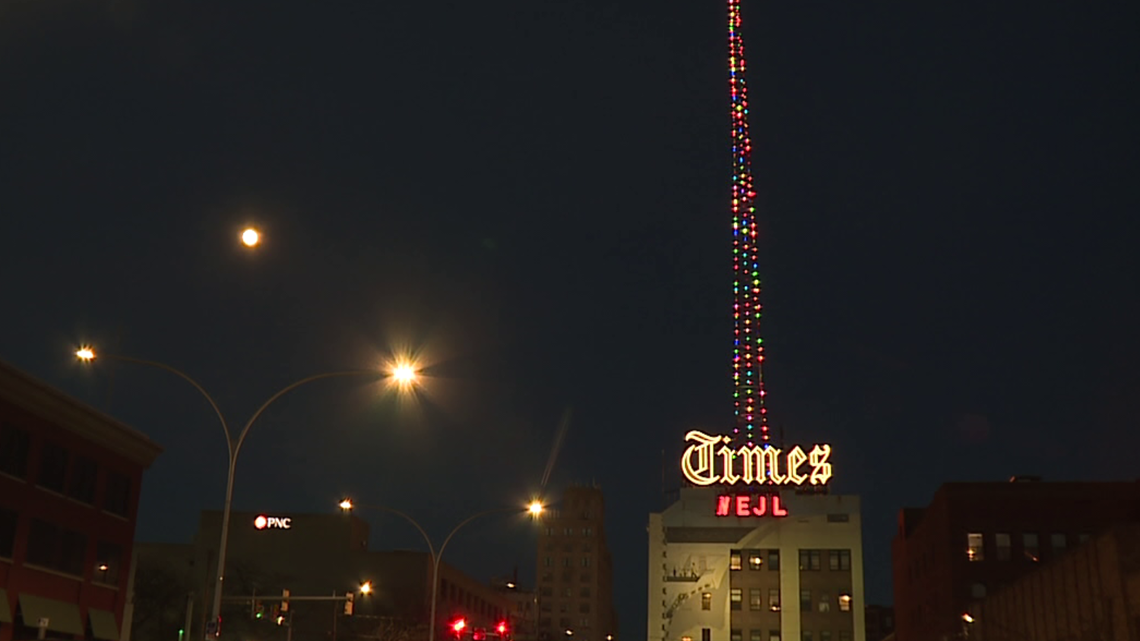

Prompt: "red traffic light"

[452,619,467,634]
[474,630,486,641]
[497,622,509,635]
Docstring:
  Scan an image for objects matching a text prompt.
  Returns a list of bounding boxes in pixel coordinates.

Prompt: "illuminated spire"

[728,0,767,446]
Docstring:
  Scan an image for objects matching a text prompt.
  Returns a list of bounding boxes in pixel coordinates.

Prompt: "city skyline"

[2,0,1138,633]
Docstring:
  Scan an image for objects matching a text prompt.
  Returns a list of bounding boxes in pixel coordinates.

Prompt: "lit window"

[966,533,984,561]
[730,551,742,571]
[731,588,743,610]
[701,593,712,611]
[749,554,763,570]
[838,594,851,612]
[768,588,780,612]
[769,632,781,641]
[995,533,1011,561]
[683,637,693,641]
[751,631,763,641]
[731,631,742,641]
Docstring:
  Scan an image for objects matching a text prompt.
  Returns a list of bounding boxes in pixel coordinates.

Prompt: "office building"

[535,486,617,641]
[891,478,1140,641]
[0,359,162,641]
[648,488,865,641]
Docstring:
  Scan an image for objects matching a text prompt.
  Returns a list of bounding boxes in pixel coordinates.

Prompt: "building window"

[701,593,712,611]
[819,633,831,641]
[749,588,762,611]
[94,542,122,584]
[562,588,572,598]
[103,472,131,517]
[544,557,552,567]
[38,442,69,493]
[799,550,821,571]
[769,632,781,641]
[580,573,591,582]
[1051,533,1066,551]
[800,589,811,610]
[564,528,573,536]
[828,550,851,571]
[1023,533,1039,561]
[730,588,743,610]
[750,632,763,641]
[966,533,984,561]
[702,629,711,641]
[545,527,555,536]
[768,588,780,612]
[730,630,742,641]
[1078,533,1090,543]
[581,557,591,567]
[838,594,851,612]
[0,507,17,558]
[838,633,851,641]
[995,533,1011,561]
[818,593,830,613]
[583,527,593,536]
[67,456,98,505]
[683,637,693,641]
[970,583,986,599]
[802,633,812,641]
[27,519,86,576]
[730,550,742,570]
[540,587,552,597]
[748,553,763,570]
[768,550,780,571]
[0,423,31,479]
[580,587,591,598]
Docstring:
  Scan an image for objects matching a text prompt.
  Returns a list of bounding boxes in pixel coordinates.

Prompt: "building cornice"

[0,359,162,468]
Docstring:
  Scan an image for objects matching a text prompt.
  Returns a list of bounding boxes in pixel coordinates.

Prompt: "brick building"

[535,486,617,641]
[968,522,1140,641]
[862,605,892,641]
[0,359,162,641]
[891,479,1140,641]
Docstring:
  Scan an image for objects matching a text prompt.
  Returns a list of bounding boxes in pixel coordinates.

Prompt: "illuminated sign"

[253,515,292,530]
[715,494,788,517]
[681,430,832,486]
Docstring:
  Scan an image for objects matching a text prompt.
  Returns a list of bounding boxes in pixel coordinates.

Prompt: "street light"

[360,581,373,595]
[340,498,542,641]
[962,613,975,624]
[76,347,418,639]
[241,228,260,247]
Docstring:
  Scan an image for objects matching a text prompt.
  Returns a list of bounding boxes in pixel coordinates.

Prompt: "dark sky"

[2,0,1139,633]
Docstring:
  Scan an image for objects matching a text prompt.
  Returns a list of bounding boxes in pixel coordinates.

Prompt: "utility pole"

[331,591,338,641]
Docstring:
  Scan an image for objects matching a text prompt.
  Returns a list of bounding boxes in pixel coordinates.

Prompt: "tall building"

[648,489,864,641]
[862,605,893,641]
[134,510,515,641]
[969,522,1140,641]
[535,486,617,641]
[891,479,1140,641]
[0,359,162,641]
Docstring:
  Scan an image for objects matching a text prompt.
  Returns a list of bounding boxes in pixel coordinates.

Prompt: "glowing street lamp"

[360,581,373,595]
[75,347,420,639]
[390,361,418,386]
[241,228,260,247]
[962,613,975,624]
[338,499,354,511]
[528,501,544,516]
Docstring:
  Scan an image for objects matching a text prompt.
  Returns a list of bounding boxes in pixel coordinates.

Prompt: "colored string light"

[728,0,767,447]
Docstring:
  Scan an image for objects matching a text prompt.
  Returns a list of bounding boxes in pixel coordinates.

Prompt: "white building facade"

[648,488,865,641]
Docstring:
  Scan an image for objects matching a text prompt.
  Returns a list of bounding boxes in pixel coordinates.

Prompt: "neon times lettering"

[681,430,832,486]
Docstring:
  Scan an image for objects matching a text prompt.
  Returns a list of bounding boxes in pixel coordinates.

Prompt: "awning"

[18,594,84,635]
[88,608,119,641]
[0,589,12,623]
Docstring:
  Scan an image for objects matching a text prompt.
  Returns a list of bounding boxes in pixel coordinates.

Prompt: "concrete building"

[535,487,617,641]
[969,522,1140,641]
[0,359,162,641]
[647,488,865,641]
[133,510,515,641]
[891,479,1140,641]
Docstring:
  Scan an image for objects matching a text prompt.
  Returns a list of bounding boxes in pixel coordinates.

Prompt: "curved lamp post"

[76,347,419,639]
[339,498,544,641]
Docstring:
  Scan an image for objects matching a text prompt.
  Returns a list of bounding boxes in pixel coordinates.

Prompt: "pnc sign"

[681,430,833,486]
[253,515,292,530]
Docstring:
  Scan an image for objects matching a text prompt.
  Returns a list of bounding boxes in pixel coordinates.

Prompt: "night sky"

[2,0,1139,633]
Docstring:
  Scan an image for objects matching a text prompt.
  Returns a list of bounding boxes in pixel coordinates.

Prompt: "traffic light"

[254,601,264,619]
[474,629,486,641]
[344,591,354,616]
[451,618,467,635]
[281,589,290,613]
[497,622,509,636]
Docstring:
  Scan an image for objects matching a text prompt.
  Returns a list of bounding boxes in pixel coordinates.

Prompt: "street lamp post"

[340,499,543,641]
[76,349,418,640]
